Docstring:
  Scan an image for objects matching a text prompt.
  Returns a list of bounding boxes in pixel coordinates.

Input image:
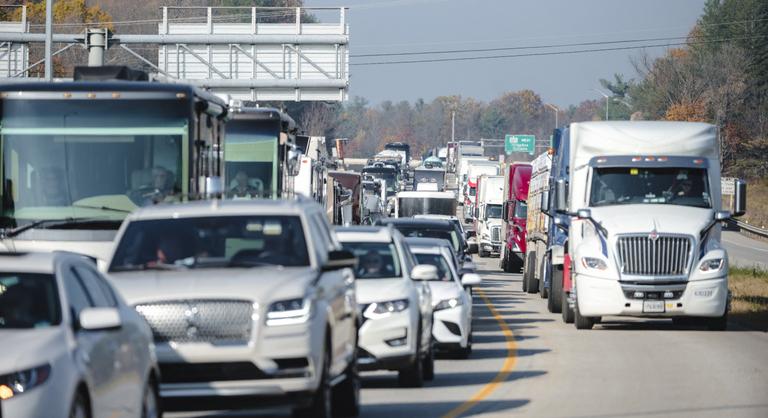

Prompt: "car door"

[73,262,144,417]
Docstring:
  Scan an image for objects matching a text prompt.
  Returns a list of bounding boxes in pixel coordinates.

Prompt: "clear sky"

[305,0,708,107]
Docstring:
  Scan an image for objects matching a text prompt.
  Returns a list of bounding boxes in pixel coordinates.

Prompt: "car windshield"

[0,273,61,329]
[341,241,402,279]
[486,204,502,219]
[413,252,454,282]
[109,215,310,271]
[590,167,711,208]
[392,225,460,253]
[514,200,528,218]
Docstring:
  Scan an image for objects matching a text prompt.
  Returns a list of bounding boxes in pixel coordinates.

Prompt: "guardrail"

[728,219,768,239]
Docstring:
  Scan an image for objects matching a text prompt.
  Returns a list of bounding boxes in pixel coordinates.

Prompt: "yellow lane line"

[441,288,518,418]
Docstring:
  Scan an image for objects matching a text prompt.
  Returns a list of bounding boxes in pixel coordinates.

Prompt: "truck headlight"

[266,297,313,326]
[365,299,409,319]
[581,257,608,270]
[434,297,463,311]
[0,364,51,400]
[699,258,724,272]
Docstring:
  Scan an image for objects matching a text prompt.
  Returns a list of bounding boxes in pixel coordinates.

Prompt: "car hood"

[0,328,66,373]
[107,266,317,305]
[428,281,461,305]
[589,205,713,238]
[355,278,411,304]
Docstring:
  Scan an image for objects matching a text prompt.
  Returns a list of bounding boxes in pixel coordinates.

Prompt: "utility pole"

[451,110,455,143]
[87,28,108,66]
[44,0,53,80]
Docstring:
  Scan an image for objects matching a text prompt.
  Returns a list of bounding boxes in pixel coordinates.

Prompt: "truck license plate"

[643,300,665,313]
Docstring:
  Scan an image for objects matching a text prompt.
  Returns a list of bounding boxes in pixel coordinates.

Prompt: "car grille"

[160,362,268,383]
[135,300,254,344]
[491,226,501,242]
[616,234,693,277]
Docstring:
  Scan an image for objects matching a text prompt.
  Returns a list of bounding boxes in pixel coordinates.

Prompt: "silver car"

[106,199,360,418]
[0,252,160,418]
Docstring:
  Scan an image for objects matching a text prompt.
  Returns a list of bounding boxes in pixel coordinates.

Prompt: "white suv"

[335,226,436,387]
[106,199,360,418]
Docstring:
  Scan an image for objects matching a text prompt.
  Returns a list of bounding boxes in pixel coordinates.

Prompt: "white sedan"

[0,252,160,418]
[405,238,481,358]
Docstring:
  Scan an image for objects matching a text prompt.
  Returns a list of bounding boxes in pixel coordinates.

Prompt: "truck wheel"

[548,265,563,314]
[398,326,424,388]
[501,250,509,272]
[527,253,539,294]
[521,254,529,292]
[479,249,489,258]
[293,346,332,418]
[574,298,595,330]
[706,312,728,331]
[510,254,522,273]
[331,349,360,417]
[562,291,574,323]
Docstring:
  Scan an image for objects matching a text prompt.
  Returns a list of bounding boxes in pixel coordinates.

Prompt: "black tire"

[293,346,332,418]
[398,327,424,388]
[509,253,522,273]
[501,250,510,272]
[527,253,539,294]
[422,341,435,381]
[456,329,473,359]
[332,350,360,417]
[548,265,563,314]
[539,259,549,299]
[521,254,529,293]
[141,379,162,418]
[479,249,489,258]
[574,297,595,330]
[562,291,575,323]
[69,390,90,418]
[706,312,728,331]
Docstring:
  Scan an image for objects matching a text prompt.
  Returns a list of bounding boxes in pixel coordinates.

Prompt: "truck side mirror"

[555,179,568,213]
[734,179,747,217]
[540,190,550,216]
[502,202,509,220]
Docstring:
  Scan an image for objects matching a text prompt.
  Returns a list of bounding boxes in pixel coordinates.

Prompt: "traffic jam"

[0,70,748,418]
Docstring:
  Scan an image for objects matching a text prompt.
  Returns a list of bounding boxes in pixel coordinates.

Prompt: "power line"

[350,34,768,66]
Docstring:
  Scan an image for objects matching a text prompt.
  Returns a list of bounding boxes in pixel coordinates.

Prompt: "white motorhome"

[555,121,746,330]
[475,175,504,257]
[456,156,488,204]
[463,160,500,211]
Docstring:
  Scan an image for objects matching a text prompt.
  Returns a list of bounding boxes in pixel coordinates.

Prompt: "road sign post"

[505,134,535,155]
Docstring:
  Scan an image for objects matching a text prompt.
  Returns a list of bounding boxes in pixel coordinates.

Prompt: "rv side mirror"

[734,179,747,217]
[202,176,223,199]
[555,179,568,213]
[287,147,302,177]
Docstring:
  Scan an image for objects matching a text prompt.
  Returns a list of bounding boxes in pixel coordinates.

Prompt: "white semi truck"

[554,121,746,330]
[475,175,504,257]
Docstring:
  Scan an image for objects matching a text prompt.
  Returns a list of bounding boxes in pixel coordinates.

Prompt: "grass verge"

[729,267,768,331]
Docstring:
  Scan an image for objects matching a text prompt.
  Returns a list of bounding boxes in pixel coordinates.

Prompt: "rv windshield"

[0,99,188,228]
[224,121,279,199]
[589,167,711,208]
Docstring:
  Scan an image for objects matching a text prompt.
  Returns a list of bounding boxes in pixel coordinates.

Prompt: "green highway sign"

[505,134,536,155]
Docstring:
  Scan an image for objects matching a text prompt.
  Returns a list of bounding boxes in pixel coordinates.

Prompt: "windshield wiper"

[71,204,133,214]
[110,263,186,272]
[2,217,119,238]
[228,259,284,268]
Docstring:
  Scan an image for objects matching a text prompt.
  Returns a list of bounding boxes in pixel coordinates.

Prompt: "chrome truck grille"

[491,226,501,242]
[135,300,254,344]
[616,234,693,277]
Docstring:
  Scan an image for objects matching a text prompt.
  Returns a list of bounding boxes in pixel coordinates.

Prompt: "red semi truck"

[500,162,532,273]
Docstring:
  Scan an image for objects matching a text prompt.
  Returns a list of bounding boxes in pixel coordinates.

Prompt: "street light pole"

[44,0,53,80]
[545,103,559,130]
[591,88,610,121]
[451,110,455,143]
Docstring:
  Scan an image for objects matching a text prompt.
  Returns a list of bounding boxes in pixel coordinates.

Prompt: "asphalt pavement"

[168,252,768,418]
[722,230,768,270]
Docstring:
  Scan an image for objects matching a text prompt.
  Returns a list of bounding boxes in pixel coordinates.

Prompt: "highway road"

[168,254,768,418]
[722,230,768,270]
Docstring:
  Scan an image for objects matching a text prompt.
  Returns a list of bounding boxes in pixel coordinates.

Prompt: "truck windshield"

[0,273,61,329]
[341,242,402,279]
[590,167,711,208]
[109,215,310,271]
[0,99,188,228]
[398,197,457,218]
[485,204,502,219]
[224,121,279,199]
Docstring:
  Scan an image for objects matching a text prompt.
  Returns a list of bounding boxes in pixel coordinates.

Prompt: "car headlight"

[699,258,725,272]
[364,299,409,319]
[266,297,313,326]
[581,257,608,270]
[0,364,51,400]
[434,297,463,311]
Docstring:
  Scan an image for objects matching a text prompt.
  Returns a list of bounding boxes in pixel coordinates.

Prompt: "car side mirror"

[411,264,439,281]
[466,238,479,254]
[714,210,731,221]
[79,307,122,331]
[555,178,568,213]
[734,180,747,217]
[461,272,482,287]
[576,208,591,219]
[323,249,357,271]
